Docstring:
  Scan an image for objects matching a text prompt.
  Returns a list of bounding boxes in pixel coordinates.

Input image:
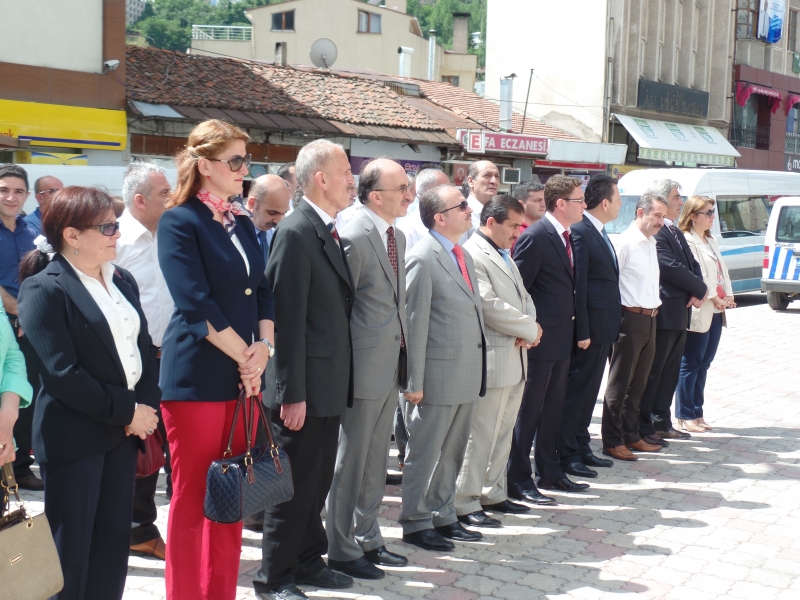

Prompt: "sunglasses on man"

[438,200,469,214]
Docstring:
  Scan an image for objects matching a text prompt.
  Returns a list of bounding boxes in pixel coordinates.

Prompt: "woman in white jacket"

[675,196,735,433]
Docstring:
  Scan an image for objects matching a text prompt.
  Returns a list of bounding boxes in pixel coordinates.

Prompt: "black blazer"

[17,255,160,464]
[262,199,354,417]
[157,197,275,401]
[513,216,576,361]
[572,216,622,345]
[654,225,707,331]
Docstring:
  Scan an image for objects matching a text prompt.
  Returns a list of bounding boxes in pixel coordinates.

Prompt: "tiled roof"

[411,79,580,141]
[126,46,443,131]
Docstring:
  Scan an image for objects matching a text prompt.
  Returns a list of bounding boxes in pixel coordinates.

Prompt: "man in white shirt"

[397,167,451,254]
[462,160,500,243]
[117,161,173,560]
[602,193,668,462]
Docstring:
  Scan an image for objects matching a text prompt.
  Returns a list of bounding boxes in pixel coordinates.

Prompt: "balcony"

[191,25,252,41]
[730,124,770,150]
[786,133,800,155]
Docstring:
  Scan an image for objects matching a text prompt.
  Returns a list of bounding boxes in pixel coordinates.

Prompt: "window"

[790,10,798,52]
[737,0,758,39]
[358,10,381,34]
[716,196,771,237]
[788,105,800,153]
[776,206,800,243]
[272,10,294,31]
[732,93,771,150]
[441,75,460,87]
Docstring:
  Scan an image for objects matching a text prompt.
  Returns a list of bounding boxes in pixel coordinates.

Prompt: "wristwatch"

[259,338,275,358]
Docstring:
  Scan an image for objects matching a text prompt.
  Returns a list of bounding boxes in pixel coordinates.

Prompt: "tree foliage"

[405,0,487,69]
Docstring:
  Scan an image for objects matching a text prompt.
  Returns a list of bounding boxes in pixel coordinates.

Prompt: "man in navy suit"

[245,174,292,272]
[559,175,622,479]
[639,180,707,443]
[509,175,589,501]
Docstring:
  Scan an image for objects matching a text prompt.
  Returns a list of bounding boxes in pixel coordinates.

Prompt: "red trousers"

[162,399,257,600]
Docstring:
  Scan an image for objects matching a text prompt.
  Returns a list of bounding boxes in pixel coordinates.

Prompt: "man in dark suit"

[559,175,622,479]
[246,174,292,271]
[639,180,707,444]
[254,140,356,600]
[509,175,589,501]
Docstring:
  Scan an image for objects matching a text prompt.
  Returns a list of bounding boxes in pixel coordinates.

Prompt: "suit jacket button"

[478,343,482,348]
[395,335,400,341]
[346,296,351,302]
[245,288,252,295]
[571,316,575,320]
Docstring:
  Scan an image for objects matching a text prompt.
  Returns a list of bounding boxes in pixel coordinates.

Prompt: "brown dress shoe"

[130,537,166,560]
[627,439,662,452]
[602,446,637,461]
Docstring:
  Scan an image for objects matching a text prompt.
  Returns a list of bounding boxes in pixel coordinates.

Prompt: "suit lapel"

[361,212,398,295]
[545,218,574,280]
[299,201,352,290]
[586,219,618,274]
[433,240,475,300]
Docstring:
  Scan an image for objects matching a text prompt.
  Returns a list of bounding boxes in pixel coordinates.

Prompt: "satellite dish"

[310,38,338,69]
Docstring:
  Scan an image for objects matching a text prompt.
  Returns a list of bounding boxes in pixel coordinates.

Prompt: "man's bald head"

[247,174,291,231]
[467,160,500,204]
[358,157,413,222]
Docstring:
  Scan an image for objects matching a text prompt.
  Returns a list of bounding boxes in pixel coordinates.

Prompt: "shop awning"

[736,82,782,114]
[614,114,740,167]
[546,140,628,165]
[0,99,127,151]
[786,94,800,115]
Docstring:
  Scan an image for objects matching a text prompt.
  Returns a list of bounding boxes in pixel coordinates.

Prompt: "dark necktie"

[562,231,574,272]
[386,226,405,348]
[257,229,269,265]
[451,245,474,293]
[669,224,681,244]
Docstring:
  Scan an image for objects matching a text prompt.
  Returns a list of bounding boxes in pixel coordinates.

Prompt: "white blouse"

[64,258,143,391]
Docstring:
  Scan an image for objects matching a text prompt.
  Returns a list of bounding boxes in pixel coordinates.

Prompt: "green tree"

[406,0,486,70]
[138,16,191,51]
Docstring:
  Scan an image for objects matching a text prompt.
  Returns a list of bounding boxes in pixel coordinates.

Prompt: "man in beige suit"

[457,195,542,526]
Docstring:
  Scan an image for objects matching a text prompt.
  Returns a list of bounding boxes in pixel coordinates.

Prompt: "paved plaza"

[18,294,800,599]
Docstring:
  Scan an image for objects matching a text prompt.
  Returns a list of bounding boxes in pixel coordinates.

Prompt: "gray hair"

[636,192,668,215]
[645,179,681,200]
[122,162,166,208]
[295,139,344,189]
[415,167,446,200]
[420,184,455,230]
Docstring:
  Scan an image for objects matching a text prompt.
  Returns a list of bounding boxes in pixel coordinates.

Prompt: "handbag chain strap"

[1,462,24,517]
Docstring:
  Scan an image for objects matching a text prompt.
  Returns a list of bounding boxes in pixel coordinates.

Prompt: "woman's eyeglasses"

[439,200,469,214]
[695,209,715,218]
[206,154,252,172]
[89,221,121,236]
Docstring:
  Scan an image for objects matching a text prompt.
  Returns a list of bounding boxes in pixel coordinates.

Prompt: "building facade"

[126,0,146,26]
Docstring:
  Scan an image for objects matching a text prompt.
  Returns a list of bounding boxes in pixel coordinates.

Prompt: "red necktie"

[562,231,574,272]
[451,245,474,293]
[328,223,340,242]
[386,226,405,348]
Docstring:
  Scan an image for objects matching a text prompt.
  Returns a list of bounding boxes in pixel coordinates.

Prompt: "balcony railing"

[730,124,770,150]
[786,132,800,155]
[191,25,252,41]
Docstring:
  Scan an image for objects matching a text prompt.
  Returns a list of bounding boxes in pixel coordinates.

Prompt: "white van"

[615,168,800,293]
[761,196,800,310]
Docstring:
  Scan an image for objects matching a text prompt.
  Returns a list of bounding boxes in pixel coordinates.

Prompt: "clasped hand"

[126,404,159,440]
[238,341,270,396]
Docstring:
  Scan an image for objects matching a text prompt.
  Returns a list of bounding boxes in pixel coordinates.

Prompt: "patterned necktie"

[451,245,474,293]
[562,231,574,271]
[498,248,511,267]
[386,226,405,348]
[327,222,340,244]
[669,224,681,244]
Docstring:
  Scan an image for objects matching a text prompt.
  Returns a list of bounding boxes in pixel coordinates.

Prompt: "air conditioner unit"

[502,167,521,185]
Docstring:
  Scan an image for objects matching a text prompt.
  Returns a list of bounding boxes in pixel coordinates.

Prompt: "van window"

[607,195,640,234]
[716,196,771,237]
[776,206,800,243]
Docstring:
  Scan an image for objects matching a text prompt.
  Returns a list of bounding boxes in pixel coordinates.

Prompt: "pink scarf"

[197,188,251,236]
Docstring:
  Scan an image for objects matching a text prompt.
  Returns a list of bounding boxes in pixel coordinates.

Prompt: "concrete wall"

[736,0,800,78]
[192,39,253,60]
[0,0,104,74]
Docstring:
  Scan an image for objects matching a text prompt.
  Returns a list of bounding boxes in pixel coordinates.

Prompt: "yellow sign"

[15,151,89,166]
[0,99,127,151]
[610,164,646,179]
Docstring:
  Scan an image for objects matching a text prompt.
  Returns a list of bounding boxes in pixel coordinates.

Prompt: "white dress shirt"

[64,258,142,390]
[584,210,605,233]
[458,194,484,245]
[116,210,173,347]
[397,201,429,255]
[363,207,392,252]
[545,211,571,246]
[304,196,335,226]
[613,224,661,309]
[335,200,363,231]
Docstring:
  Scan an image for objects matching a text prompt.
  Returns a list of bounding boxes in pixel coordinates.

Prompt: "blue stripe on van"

[769,247,782,279]
[731,278,762,292]
[781,249,793,280]
[794,263,800,280]
[720,246,763,256]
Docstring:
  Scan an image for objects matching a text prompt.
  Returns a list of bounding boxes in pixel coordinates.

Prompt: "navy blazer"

[17,255,160,464]
[513,216,577,361]
[654,225,707,331]
[157,197,275,401]
[572,216,622,345]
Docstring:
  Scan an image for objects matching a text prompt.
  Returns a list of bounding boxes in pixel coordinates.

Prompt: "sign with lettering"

[785,155,800,173]
[637,80,709,119]
[457,129,548,156]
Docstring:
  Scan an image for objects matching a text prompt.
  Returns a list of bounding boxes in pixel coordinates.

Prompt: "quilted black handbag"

[203,391,294,524]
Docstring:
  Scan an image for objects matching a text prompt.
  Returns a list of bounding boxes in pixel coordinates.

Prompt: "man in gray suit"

[457,196,542,527]
[326,158,413,580]
[401,184,487,552]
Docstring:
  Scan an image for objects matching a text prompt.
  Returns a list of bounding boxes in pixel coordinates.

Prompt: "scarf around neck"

[197,188,252,236]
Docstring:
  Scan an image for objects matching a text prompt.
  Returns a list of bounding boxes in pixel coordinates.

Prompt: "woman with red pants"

[157,119,275,600]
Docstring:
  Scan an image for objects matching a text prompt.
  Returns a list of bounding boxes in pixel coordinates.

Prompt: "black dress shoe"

[255,584,308,600]
[581,453,613,468]
[482,499,530,514]
[435,522,483,541]
[15,474,44,491]
[457,510,502,528]
[328,556,384,580]
[539,477,590,492]
[562,460,598,479]
[403,528,455,551]
[509,486,557,505]
[385,473,402,485]
[296,566,353,589]
[657,427,691,440]
[364,546,408,566]
[643,435,668,447]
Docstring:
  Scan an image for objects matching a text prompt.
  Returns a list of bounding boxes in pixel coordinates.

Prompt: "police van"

[762,197,800,310]
[616,168,800,293]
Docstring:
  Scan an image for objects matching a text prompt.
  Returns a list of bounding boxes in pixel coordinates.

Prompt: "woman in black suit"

[18,186,161,600]
[157,119,275,600]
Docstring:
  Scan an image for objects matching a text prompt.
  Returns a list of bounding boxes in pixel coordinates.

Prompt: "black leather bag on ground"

[203,391,294,524]
[0,462,64,600]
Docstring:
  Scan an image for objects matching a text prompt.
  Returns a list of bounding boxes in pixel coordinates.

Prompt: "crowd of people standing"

[0,118,734,600]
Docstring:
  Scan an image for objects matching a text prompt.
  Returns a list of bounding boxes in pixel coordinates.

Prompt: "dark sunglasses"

[206,154,252,172]
[89,221,120,236]
[439,200,469,214]
[694,209,715,218]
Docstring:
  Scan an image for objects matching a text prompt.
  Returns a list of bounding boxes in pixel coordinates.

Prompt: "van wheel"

[767,291,790,310]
